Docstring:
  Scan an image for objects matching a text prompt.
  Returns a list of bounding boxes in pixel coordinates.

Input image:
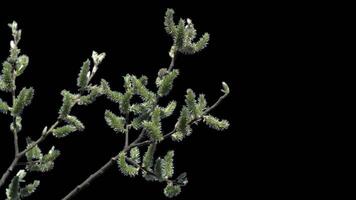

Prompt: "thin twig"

[11,69,19,156]
[0,120,59,189]
[167,53,177,72]
[62,156,118,200]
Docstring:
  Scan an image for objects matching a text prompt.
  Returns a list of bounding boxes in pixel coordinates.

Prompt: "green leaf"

[164,9,177,37]
[153,157,164,182]
[175,19,185,50]
[171,131,184,142]
[6,175,20,200]
[20,180,40,198]
[101,78,121,104]
[58,90,77,119]
[0,98,9,114]
[185,18,197,42]
[197,94,207,114]
[164,182,181,198]
[143,121,163,142]
[78,85,103,105]
[131,76,156,102]
[77,59,90,91]
[185,89,198,117]
[15,55,29,76]
[143,108,163,142]
[193,33,210,53]
[25,138,43,161]
[100,79,110,92]
[52,125,76,138]
[161,101,177,118]
[130,147,141,164]
[27,147,60,172]
[1,61,13,92]
[64,115,85,131]
[130,116,145,130]
[12,87,34,116]
[117,151,139,177]
[163,151,174,179]
[173,106,191,140]
[203,115,230,131]
[142,143,156,170]
[120,90,133,115]
[104,110,126,133]
[156,69,179,97]
[42,147,60,163]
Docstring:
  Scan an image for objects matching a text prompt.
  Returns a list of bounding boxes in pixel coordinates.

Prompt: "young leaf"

[164,9,176,37]
[175,19,185,50]
[185,89,197,116]
[164,182,181,198]
[15,55,29,76]
[171,131,184,142]
[161,101,177,118]
[143,108,163,142]
[77,59,90,91]
[6,175,20,200]
[130,147,141,164]
[52,125,77,138]
[153,157,164,182]
[142,143,156,170]
[143,121,163,142]
[117,151,139,177]
[203,115,230,131]
[197,94,207,114]
[12,87,34,116]
[120,90,133,115]
[173,106,191,140]
[78,85,102,105]
[104,110,126,134]
[27,146,60,172]
[132,76,155,102]
[193,33,210,53]
[163,151,174,179]
[0,98,9,114]
[1,61,13,92]
[20,180,40,198]
[25,138,43,161]
[58,90,76,119]
[64,115,85,131]
[157,69,179,97]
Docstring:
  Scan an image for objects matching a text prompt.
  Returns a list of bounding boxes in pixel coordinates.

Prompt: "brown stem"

[0,120,59,189]
[0,156,20,188]
[61,156,118,200]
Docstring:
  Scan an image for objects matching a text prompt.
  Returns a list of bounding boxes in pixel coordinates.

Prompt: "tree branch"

[0,120,59,189]
[62,52,178,200]
[62,156,118,200]
[61,87,228,199]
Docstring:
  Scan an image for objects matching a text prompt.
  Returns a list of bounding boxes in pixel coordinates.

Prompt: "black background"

[0,1,311,199]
